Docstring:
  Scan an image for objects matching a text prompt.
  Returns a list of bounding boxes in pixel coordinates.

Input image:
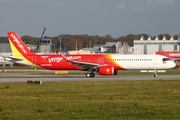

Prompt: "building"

[80,41,133,54]
[36,39,52,53]
[0,43,13,66]
[81,45,107,53]
[0,43,11,53]
[134,35,180,54]
[103,41,133,54]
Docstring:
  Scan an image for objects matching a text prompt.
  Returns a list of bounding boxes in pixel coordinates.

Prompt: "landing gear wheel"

[90,73,95,77]
[86,73,91,78]
[153,70,158,77]
[154,74,158,77]
[86,73,95,77]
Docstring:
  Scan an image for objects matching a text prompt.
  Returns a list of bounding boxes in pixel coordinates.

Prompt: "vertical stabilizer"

[7,32,35,65]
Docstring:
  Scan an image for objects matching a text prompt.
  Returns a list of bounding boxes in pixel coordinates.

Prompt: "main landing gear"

[86,68,95,78]
[86,73,95,77]
[154,70,158,77]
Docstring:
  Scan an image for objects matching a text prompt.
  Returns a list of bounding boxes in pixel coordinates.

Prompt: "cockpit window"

[162,58,171,61]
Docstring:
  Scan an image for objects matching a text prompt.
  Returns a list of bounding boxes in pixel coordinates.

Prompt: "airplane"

[7,32,175,77]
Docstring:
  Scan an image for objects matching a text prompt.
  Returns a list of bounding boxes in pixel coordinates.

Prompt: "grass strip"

[0,80,180,119]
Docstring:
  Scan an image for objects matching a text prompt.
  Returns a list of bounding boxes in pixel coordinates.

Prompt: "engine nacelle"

[98,66,114,75]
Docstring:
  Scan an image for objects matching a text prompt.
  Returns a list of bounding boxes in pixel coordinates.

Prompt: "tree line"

[0,33,179,51]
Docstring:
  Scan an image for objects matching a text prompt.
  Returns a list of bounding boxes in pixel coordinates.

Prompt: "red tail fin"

[7,32,34,58]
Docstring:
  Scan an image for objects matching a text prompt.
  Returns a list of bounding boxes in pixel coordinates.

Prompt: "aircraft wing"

[61,53,107,70]
[67,59,108,70]
[70,60,98,69]
[5,56,34,66]
[5,56,23,61]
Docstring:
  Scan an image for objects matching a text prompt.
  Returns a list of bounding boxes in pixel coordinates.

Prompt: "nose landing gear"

[154,70,158,77]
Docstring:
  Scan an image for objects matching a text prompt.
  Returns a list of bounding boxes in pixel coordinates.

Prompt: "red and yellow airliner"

[7,32,175,77]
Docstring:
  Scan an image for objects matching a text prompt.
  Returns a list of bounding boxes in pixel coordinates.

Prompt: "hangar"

[134,35,180,54]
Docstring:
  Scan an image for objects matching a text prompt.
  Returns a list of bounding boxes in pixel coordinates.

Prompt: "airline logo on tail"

[10,33,27,54]
[8,32,35,66]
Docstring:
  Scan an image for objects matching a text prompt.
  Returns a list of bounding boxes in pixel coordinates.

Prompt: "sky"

[0,0,180,38]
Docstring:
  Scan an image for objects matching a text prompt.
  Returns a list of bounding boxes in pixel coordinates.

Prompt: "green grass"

[0,80,180,119]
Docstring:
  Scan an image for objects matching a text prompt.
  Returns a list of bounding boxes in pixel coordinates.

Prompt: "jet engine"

[98,66,114,75]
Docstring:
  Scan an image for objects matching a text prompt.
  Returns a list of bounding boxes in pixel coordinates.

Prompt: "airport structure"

[36,39,52,53]
[0,43,11,53]
[82,41,133,54]
[0,43,13,66]
[134,35,180,54]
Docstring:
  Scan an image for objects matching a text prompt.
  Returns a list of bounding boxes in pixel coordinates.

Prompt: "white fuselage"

[110,54,175,70]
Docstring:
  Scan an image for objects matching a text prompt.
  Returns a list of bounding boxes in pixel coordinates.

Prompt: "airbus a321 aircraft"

[7,32,175,77]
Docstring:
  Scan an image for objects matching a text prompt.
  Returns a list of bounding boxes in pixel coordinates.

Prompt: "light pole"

[54,44,56,53]
[89,40,92,48]
[76,39,78,51]
[0,45,3,53]
[60,37,61,52]
[64,44,66,51]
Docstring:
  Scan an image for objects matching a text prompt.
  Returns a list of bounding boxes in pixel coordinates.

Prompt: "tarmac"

[0,70,179,82]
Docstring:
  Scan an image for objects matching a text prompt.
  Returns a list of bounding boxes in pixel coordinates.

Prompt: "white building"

[103,41,133,54]
[134,35,180,54]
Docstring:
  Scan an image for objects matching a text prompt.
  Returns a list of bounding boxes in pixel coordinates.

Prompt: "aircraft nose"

[175,60,179,68]
[167,61,176,69]
[172,61,177,68]
[174,61,179,68]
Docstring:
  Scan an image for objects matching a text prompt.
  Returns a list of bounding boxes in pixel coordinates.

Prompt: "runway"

[0,72,180,82]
